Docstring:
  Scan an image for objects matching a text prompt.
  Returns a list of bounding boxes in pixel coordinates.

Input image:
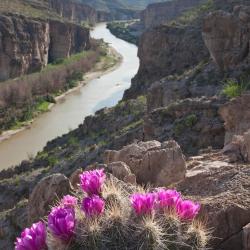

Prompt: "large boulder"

[104,140,186,186]
[28,174,72,223]
[106,161,137,185]
[219,93,250,145]
[219,93,250,162]
[175,152,250,250]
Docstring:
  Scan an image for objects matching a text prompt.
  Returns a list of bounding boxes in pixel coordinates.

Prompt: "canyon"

[0,0,250,249]
[0,14,90,81]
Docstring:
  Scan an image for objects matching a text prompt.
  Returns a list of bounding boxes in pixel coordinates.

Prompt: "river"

[0,23,139,170]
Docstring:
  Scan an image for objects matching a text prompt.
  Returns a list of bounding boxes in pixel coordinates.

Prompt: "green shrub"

[222,78,250,98]
[185,114,198,127]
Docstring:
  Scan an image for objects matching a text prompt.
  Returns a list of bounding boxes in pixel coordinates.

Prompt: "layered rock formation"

[49,19,90,61]
[0,14,49,81]
[202,5,250,72]
[0,13,90,81]
[141,0,207,29]
[144,97,225,154]
[175,151,250,250]
[47,0,97,24]
[219,93,250,162]
[124,24,209,99]
[104,140,186,186]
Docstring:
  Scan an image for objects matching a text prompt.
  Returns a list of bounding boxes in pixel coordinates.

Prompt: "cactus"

[15,169,209,250]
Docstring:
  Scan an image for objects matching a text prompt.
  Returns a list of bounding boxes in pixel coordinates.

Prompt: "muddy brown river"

[0,23,139,169]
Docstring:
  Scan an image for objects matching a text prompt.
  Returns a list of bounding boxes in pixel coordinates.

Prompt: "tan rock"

[69,168,82,189]
[175,152,250,249]
[28,174,72,223]
[107,161,137,184]
[202,7,250,72]
[104,140,186,186]
[219,93,250,145]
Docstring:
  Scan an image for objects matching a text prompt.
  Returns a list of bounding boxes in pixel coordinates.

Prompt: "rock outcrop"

[144,97,225,154]
[175,151,250,250]
[49,19,90,61]
[125,24,209,99]
[0,14,49,81]
[219,93,250,144]
[0,13,90,81]
[202,5,250,72]
[106,161,137,185]
[47,0,97,24]
[28,174,72,223]
[104,140,186,186]
[219,93,250,162]
[141,0,207,29]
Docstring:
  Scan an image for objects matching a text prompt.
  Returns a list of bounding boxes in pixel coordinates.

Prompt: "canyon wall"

[140,0,207,29]
[0,14,90,81]
[202,5,250,72]
[47,0,97,24]
[124,24,209,99]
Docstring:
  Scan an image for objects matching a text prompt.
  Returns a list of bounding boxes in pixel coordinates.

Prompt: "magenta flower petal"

[48,206,75,242]
[156,189,181,209]
[130,193,156,216]
[15,221,47,250]
[60,195,78,208]
[80,169,106,195]
[176,199,201,220]
[82,195,105,217]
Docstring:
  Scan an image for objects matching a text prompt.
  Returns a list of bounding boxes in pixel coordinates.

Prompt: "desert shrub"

[15,169,209,250]
[222,78,250,98]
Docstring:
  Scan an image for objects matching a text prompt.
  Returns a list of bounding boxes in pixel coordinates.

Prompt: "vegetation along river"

[0,23,139,170]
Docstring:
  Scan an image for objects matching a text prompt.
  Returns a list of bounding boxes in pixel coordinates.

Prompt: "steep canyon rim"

[0,23,139,170]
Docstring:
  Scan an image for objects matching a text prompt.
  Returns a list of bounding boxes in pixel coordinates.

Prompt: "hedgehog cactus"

[15,169,209,250]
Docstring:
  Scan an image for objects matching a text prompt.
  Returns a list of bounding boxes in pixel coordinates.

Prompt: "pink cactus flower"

[156,189,181,209]
[176,199,201,220]
[48,206,75,242]
[130,193,156,216]
[80,169,106,195]
[15,221,47,250]
[61,195,78,208]
[82,195,105,217]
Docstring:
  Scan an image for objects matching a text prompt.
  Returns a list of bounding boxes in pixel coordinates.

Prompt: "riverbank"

[0,46,122,144]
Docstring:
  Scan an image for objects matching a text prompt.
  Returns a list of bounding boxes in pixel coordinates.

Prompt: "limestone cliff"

[0,14,49,81]
[124,24,209,99]
[0,13,90,81]
[47,0,97,24]
[140,0,207,29]
[202,5,250,72]
[49,19,90,62]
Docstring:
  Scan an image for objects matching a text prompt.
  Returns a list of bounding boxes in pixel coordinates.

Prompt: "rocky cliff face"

[0,13,90,81]
[49,19,90,61]
[124,24,209,99]
[47,0,97,24]
[0,14,49,81]
[140,0,207,29]
[202,5,250,72]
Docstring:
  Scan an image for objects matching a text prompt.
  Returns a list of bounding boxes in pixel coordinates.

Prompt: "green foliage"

[185,114,198,127]
[222,78,250,98]
[107,21,138,45]
[36,101,50,113]
[47,155,59,166]
[174,114,198,136]
[175,0,215,25]
[68,136,79,146]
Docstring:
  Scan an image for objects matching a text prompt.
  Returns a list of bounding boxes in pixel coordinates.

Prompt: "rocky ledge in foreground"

[1,138,249,249]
